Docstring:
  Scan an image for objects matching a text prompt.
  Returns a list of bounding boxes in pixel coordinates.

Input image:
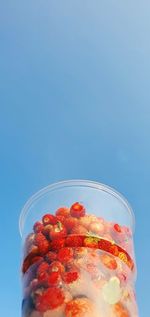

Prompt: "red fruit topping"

[66,235,83,248]
[65,217,78,231]
[114,223,122,233]
[33,222,44,233]
[50,238,65,251]
[37,262,49,277]
[49,222,67,241]
[109,244,119,256]
[45,251,57,263]
[62,271,79,284]
[42,224,53,237]
[100,253,117,270]
[56,207,70,217]
[65,298,96,317]
[38,271,49,284]
[89,222,105,235]
[71,225,88,235]
[42,214,58,226]
[49,261,65,274]
[57,247,74,263]
[70,202,86,218]
[98,239,112,252]
[35,287,65,312]
[35,233,50,255]
[48,271,60,285]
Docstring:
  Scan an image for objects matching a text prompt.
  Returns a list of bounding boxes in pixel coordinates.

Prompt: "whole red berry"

[62,271,79,284]
[33,222,44,234]
[57,247,74,263]
[56,207,70,217]
[49,261,65,274]
[45,251,57,263]
[37,262,49,277]
[48,271,60,286]
[50,238,65,251]
[70,202,85,218]
[42,214,58,226]
[49,222,67,241]
[35,287,65,312]
[35,233,50,255]
[38,271,49,285]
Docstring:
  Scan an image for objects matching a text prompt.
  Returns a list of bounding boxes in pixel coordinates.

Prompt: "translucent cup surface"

[20,180,138,317]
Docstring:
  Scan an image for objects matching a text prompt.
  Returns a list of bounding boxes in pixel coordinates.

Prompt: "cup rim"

[19,179,135,237]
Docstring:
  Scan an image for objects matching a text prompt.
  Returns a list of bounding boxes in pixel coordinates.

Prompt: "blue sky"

[0,1,150,316]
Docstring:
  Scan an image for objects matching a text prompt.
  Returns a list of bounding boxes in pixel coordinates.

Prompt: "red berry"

[48,271,60,285]
[49,261,65,274]
[42,224,53,237]
[33,222,44,233]
[70,202,86,218]
[49,222,67,241]
[50,238,65,251]
[35,233,50,255]
[42,214,58,226]
[45,251,57,263]
[114,223,122,233]
[37,262,49,277]
[35,287,65,312]
[38,271,49,285]
[64,217,78,232]
[62,271,79,284]
[71,225,88,235]
[56,207,70,217]
[57,248,74,263]
[66,235,83,248]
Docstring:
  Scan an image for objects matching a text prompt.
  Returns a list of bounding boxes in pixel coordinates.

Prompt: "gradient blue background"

[0,1,149,316]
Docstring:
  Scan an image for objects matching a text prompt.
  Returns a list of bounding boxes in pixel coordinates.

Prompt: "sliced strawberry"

[35,233,50,255]
[37,262,49,277]
[49,261,65,274]
[70,202,86,218]
[47,271,60,286]
[50,238,65,251]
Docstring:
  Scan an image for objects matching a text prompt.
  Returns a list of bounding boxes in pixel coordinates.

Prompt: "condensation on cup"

[19,180,139,317]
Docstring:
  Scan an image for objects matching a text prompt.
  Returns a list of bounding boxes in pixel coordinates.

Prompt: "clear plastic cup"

[19,180,139,317]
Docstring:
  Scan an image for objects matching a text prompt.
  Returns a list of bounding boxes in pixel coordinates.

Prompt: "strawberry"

[65,235,83,248]
[49,261,65,274]
[64,217,78,232]
[70,202,85,218]
[33,222,44,234]
[42,225,53,238]
[38,271,49,285]
[49,222,67,241]
[37,262,49,277]
[71,225,88,235]
[56,215,66,224]
[57,248,74,263]
[45,251,57,263]
[56,207,70,217]
[100,253,117,270]
[42,214,58,226]
[35,287,65,312]
[35,233,50,255]
[62,271,79,284]
[50,238,65,251]
[47,271,60,286]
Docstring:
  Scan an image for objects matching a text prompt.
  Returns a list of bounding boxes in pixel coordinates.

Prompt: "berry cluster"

[22,202,137,317]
